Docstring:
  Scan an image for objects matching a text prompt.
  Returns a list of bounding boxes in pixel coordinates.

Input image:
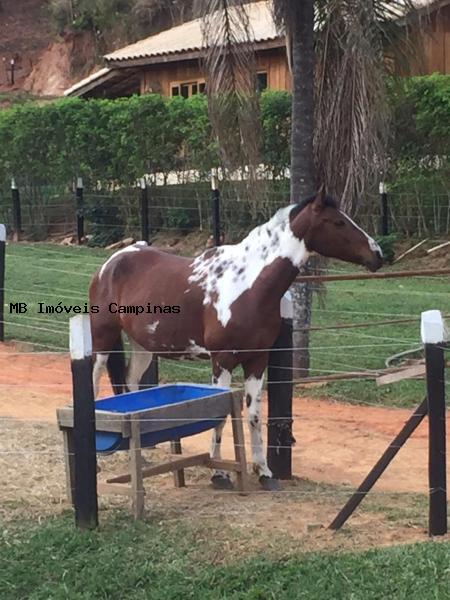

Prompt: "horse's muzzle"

[366,251,383,272]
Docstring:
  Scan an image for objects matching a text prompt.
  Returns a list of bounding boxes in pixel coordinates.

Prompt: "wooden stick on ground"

[394,239,428,263]
[427,241,450,255]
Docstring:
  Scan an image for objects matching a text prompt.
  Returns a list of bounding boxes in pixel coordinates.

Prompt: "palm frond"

[313,0,421,211]
[195,0,262,190]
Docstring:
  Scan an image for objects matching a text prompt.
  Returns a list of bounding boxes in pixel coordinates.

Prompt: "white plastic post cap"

[70,315,92,359]
[139,177,146,189]
[211,169,218,191]
[76,177,83,189]
[421,310,448,344]
[379,182,387,194]
[280,290,293,319]
[0,224,5,242]
[11,178,17,190]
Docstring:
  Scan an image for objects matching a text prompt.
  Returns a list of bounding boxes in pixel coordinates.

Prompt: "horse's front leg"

[244,355,280,491]
[210,362,234,490]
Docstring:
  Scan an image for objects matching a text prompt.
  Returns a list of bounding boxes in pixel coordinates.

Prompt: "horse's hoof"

[211,474,234,490]
[259,476,281,491]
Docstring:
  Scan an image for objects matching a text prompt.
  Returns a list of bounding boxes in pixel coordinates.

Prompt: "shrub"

[0,76,449,224]
[376,234,398,264]
[85,196,125,246]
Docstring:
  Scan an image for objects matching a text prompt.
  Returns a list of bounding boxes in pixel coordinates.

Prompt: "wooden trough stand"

[58,316,248,524]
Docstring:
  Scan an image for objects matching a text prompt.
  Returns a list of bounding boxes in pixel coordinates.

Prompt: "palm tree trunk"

[290,1,315,200]
[290,0,316,375]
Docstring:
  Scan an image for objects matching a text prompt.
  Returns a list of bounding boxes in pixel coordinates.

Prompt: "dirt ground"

[1,341,448,551]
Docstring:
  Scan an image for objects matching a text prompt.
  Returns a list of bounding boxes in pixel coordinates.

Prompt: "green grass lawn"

[1,514,449,600]
[4,242,449,407]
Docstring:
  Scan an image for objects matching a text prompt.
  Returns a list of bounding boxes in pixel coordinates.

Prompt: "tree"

[199,0,419,373]
[273,0,316,375]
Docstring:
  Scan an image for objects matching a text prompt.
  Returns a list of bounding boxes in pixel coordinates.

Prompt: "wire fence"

[1,179,450,243]
[0,164,448,548]
[1,256,448,530]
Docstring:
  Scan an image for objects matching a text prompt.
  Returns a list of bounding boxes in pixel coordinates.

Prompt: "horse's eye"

[335,220,346,227]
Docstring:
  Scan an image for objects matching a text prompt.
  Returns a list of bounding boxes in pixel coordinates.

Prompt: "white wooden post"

[70,315,98,529]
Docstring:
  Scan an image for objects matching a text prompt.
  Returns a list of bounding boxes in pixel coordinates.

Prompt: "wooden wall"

[141,60,203,95]
[139,47,292,96]
[410,5,450,75]
[256,48,292,91]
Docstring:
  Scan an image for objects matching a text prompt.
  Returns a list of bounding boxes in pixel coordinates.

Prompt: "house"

[64,2,289,99]
[64,0,450,100]
[403,0,450,74]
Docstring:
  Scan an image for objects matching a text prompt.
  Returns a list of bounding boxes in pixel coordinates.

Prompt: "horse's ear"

[312,184,326,213]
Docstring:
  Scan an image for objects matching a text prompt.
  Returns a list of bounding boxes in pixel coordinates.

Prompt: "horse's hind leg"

[210,364,233,490]
[127,339,154,392]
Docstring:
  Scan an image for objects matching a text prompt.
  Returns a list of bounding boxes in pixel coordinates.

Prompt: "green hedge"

[0,91,291,188]
[388,73,450,195]
[0,76,448,191]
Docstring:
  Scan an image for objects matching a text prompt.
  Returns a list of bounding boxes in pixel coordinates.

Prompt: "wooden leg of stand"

[171,439,186,488]
[130,417,145,519]
[231,395,247,492]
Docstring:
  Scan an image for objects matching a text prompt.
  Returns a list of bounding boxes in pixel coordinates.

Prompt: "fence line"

[2,180,450,242]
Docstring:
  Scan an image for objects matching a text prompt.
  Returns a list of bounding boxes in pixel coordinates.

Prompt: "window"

[257,72,268,92]
[170,80,206,98]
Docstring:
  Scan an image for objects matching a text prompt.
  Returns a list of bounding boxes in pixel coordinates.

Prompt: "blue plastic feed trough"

[95,383,228,453]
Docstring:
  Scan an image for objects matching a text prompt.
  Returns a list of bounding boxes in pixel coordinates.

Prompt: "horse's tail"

[107,336,128,395]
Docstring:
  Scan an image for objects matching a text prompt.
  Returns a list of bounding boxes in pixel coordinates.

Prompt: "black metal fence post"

[0,224,5,342]
[11,179,21,242]
[70,315,98,529]
[139,178,150,244]
[379,181,389,236]
[211,171,221,247]
[267,308,294,480]
[422,310,447,536]
[76,177,84,245]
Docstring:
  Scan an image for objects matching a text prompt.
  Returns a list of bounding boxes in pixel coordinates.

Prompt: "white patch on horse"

[245,375,271,478]
[210,368,232,478]
[339,210,383,256]
[99,241,148,278]
[147,321,159,334]
[188,206,309,327]
[127,339,153,392]
[93,353,109,398]
[188,339,210,356]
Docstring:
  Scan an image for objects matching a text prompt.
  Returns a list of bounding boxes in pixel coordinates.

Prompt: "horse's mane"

[244,193,339,242]
[289,194,338,220]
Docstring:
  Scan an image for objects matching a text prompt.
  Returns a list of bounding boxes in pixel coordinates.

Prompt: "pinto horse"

[89,188,383,490]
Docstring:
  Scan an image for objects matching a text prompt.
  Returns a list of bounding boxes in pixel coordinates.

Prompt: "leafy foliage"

[259,90,291,178]
[0,76,448,193]
[389,74,450,159]
[0,94,216,187]
[387,74,450,197]
[85,196,125,246]
[375,234,397,264]
[49,0,192,38]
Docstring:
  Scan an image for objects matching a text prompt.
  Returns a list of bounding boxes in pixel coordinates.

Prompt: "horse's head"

[291,186,383,272]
